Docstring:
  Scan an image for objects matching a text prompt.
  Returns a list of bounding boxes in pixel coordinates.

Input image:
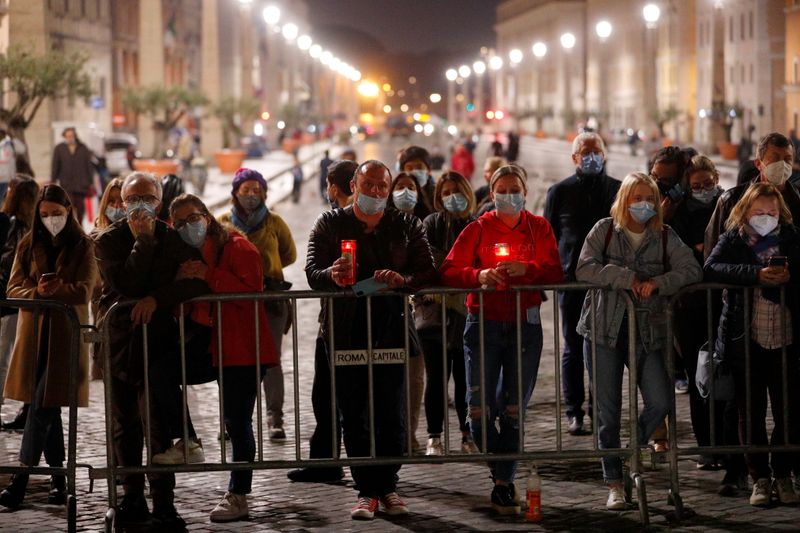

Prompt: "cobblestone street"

[0,137,796,531]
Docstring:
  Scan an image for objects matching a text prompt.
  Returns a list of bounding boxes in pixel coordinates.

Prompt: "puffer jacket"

[305,206,437,351]
[703,224,800,361]
[576,217,702,351]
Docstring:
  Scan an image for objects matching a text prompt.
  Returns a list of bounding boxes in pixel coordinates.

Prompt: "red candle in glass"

[494,243,510,290]
[340,240,357,286]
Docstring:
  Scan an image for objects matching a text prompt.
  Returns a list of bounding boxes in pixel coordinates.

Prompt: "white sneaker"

[749,478,771,506]
[606,485,626,510]
[774,477,799,504]
[210,491,248,522]
[460,436,479,454]
[151,438,205,465]
[425,437,444,456]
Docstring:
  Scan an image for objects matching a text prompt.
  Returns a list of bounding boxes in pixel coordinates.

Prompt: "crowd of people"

[0,130,797,528]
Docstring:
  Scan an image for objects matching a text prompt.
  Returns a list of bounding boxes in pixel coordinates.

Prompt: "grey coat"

[576,217,702,352]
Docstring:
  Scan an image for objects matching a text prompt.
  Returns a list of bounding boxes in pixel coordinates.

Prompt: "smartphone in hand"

[39,272,57,283]
[768,256,787,268]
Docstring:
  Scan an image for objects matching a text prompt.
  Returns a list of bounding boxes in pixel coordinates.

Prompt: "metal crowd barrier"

[663,283,800,521]
[0,298,83,533]
[97,284,651,530]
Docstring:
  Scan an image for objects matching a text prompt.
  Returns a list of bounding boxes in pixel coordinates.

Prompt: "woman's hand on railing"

[631,279,658,301]
[130,296,157,325]
[176,260,207,281]
[374,269,404,289]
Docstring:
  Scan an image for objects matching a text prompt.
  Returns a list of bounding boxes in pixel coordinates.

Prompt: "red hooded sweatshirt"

[440,210,564,322]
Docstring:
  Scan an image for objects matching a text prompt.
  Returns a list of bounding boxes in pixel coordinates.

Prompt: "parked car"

[104,133,138,177]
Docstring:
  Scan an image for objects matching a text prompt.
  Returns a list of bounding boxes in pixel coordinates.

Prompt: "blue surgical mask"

[628,201,657,224]
[579,153,604,175]
[691,188,717,205]
[411,169,429,188]
[494,193,525,216]
[355,192,387,216]
[105,206,126,223]
[443,193,468,214]
[392,188,418,211]
[126,200,158,218]
[177,220,208,248]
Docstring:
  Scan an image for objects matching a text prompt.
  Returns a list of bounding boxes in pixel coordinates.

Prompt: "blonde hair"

[484,156,507,174]
[683,154,719,189]
[725,182,793,231]
[433,171,476,217]
[95,177,125,230]
[610,172,664,231]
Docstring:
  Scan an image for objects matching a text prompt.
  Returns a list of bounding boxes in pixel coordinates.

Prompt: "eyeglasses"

[172,212,205,229]
[689,181,716,192]
[124,194,158,205]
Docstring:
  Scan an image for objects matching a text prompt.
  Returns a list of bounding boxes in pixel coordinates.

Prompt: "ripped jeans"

[463,315,543,483]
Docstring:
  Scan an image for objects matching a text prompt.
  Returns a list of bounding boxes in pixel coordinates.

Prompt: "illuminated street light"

[430,93,442,103]
[596,20,613,40]
[297,34,312,50]
[560,32,576,50]
[643,3,661,27]
[237,0,253,4]
[400,104,409,112]
[509,48,523,65]
[357,81,380,98]
[445,68,458,81]
[447,125,458,136]
[473,60,486,75]
[282,23,298,41]
[277,120,286,130]
[351,70,362,82]
[532,41,547,59]
[458,64,471,78]
[262,5,281,25]
[320,50,333,65]
[309,44,322,58]
[330,57,342,71]
[383,104,392,113]
[489,56,503,71]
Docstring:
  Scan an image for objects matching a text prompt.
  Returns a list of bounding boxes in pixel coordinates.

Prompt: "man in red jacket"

[441,164,563,515]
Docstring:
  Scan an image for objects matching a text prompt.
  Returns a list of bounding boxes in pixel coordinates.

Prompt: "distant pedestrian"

[0,184,97,510]
[51,127,94,224]
[490,134,504,157]
[319,150,333,201]
[505,131,520,163]
[429,146,445,171]
[0,130,16,202]
[219,168,297,441]
[324,159,358,210]
[738,125,757,167]
[474,156,507,213]
[451,143,475,180]
[291,156,303,203]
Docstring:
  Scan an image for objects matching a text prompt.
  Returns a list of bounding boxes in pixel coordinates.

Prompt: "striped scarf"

[741,224,781,303]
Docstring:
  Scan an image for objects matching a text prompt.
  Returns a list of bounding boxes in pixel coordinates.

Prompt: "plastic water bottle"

[525,464,542,522]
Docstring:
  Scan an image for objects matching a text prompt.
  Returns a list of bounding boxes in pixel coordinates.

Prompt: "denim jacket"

[576,217,702,351]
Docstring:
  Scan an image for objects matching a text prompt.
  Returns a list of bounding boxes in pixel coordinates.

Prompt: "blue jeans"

[584,338,670,483]
[220,365,267,494]
[463,315,543,483]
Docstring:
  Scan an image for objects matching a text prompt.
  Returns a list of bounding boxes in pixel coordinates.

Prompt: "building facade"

[785,0,800,133]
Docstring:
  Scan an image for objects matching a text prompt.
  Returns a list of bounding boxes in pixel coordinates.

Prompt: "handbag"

[695,342,735,402]
[413,295,442,331]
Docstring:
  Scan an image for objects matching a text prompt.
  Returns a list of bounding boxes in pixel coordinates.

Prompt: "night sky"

[305,0,500,104]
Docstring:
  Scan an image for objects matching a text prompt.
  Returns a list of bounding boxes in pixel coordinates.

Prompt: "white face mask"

[42,215,68,237]
[762,160,792,186]
[748,214,779,237]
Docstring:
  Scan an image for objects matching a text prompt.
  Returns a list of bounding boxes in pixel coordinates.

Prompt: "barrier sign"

[333,348,407,366]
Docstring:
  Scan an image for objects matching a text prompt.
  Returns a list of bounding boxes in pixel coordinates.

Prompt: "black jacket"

[95,219,209,383]
[305,206,436,351]
[671,192,722,267]
[704,225,800,361]
[0,215,26,315]
[51,142,94,194]
[544,170,621,280]
[704,180,800,259]
[422,211,474,268]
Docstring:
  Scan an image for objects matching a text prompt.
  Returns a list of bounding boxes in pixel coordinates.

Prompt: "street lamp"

[430,93,442,103]
[643,3,661,28]
[531,41,547,133]
[473,60,486,75]
[446,68,458,128]
[262,5,281,25]
[320,50,333,65]
[445,68,458,82]
[309,44,322,59]
[560,32,576,50]
[508,48,523,65]
[489,56,503,71]
[595,20,613,40]
[282,23,298,41]
[458,64,472,78]
[532,41,547,59]
[297,34,312,51]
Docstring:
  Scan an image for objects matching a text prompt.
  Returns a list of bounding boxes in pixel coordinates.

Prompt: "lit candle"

[494,243,510,290]
[340,240,357,286]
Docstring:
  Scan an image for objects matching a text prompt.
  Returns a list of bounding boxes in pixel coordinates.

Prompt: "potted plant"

[122,85,208,174]
[210,96,261,173]
[710,101,744,160]
[651,105,681,146]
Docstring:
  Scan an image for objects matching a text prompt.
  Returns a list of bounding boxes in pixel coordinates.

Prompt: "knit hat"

[232,167,267,193]
[489,164,528,191]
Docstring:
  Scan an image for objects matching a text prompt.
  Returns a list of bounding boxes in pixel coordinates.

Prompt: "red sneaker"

[350,496,379,520]
[380,492,409,515]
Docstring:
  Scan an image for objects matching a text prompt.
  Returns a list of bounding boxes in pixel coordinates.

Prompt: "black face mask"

[657,181,675,196]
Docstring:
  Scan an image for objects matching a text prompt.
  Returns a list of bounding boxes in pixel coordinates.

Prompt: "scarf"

[231,204,268,234]
[741,224,781,303]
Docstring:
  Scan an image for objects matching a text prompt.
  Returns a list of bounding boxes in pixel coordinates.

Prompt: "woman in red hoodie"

[450,143,475,180]
[168,194,278,523]
[440,164,563,515]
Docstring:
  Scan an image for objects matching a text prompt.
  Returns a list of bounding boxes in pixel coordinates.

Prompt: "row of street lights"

[442,2,664,130]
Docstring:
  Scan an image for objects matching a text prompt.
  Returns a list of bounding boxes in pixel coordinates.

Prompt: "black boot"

[2,404,30,432]
[0,474,28,509]
[48,475,67,505]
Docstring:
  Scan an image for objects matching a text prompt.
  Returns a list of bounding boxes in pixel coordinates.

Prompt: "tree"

[122,85,208,157]
[0,46,93,147]
[211,96,261,149]
[651,105,682,138]
[709,100,744,143]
